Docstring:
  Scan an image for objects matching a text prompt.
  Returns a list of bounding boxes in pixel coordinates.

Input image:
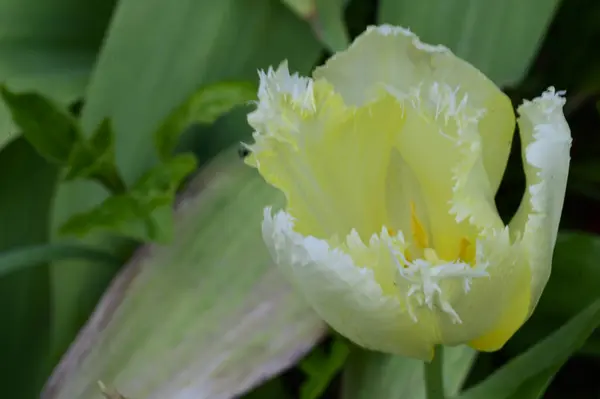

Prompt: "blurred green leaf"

[460,299,600,399]
[300,338,350,399]
[0,243,120,278]
[0,138,58,397]
[314,0,350,52]
[377,0,562,87]
[0,0,117,149]
[155,81,257,160]
[43,149,325,399]
[527,0,600,100]
[48,0,323,367]
[0,86,80,163]
[60,154,197,242]
[506,232,600,356]
[342,345,476,399]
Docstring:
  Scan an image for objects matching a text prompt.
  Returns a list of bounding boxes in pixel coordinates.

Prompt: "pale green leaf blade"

[377,0,562,86]
[48,1,323,361]
[459,299,600,399]
[342,345,476,399]
[43,150,325,399]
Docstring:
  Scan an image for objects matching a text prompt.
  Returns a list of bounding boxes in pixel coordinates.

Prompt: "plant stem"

[424,345,445,399]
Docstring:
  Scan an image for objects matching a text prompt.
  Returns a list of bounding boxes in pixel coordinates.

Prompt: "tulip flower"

[243,25,572,361]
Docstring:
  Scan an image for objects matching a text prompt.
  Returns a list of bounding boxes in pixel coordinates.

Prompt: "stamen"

[457,237,473,262]
[410,201,429,249]
[387,240,489,324]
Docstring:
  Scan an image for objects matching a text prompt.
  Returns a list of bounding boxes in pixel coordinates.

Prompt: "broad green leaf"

[48,0,323,369]
[314,0,350,52]
[43,149,325,399]
[281,0,349,53]
[300,338,350,399]
[0,0,117,149]
[342,345,476,399]
[0,243,120,278]
[0,86,80,163]
[155,81,257,160]
[459,299,600,399]
[65,119,126,194]
[0,138,58,397]
[506,232,600,356]
[78,0,322,184]
[377,0,562,87]
[60,154,197,242]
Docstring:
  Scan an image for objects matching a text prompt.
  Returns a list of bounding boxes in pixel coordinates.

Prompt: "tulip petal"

[262,208,438,360]
[314,26,510,257]
[246,64,407,240]
[313,25,515,196]
[509,88,572,313]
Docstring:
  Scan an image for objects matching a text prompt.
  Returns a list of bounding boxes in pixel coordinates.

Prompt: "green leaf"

[0,88,127,193]
[47,0,323,368]
[0,86,80,163]
[300,338,350,399]
[65,119,126,193]
[0,0,117,150]
[342,345,476,399]
[154,81,257,160]
[59,154,197,242]
[0,243,121,278]
[459,299,600,399]
[0,138,58,397]
[314,0,350,52]
[43,149,325,398]
[377,0,562,87]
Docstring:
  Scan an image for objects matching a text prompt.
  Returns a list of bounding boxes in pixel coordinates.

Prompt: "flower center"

[387,202,489,323]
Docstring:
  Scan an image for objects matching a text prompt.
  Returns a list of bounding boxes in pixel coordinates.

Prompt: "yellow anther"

[458,237,475,263]
[404,249,412,262]
[387,227,396,237]
[410,201,429,249]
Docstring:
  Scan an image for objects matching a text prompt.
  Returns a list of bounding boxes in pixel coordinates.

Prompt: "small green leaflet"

[458,298,600,399]
[154,81,257,160]
[0,86,126,193]
[300,338,350,399]
[60,154,197,243]
[0,85,79,163]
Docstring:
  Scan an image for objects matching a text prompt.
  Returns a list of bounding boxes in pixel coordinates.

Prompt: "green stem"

[424,345,445,399]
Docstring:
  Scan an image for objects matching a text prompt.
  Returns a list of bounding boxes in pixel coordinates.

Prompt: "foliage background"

[0,0,599,398]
